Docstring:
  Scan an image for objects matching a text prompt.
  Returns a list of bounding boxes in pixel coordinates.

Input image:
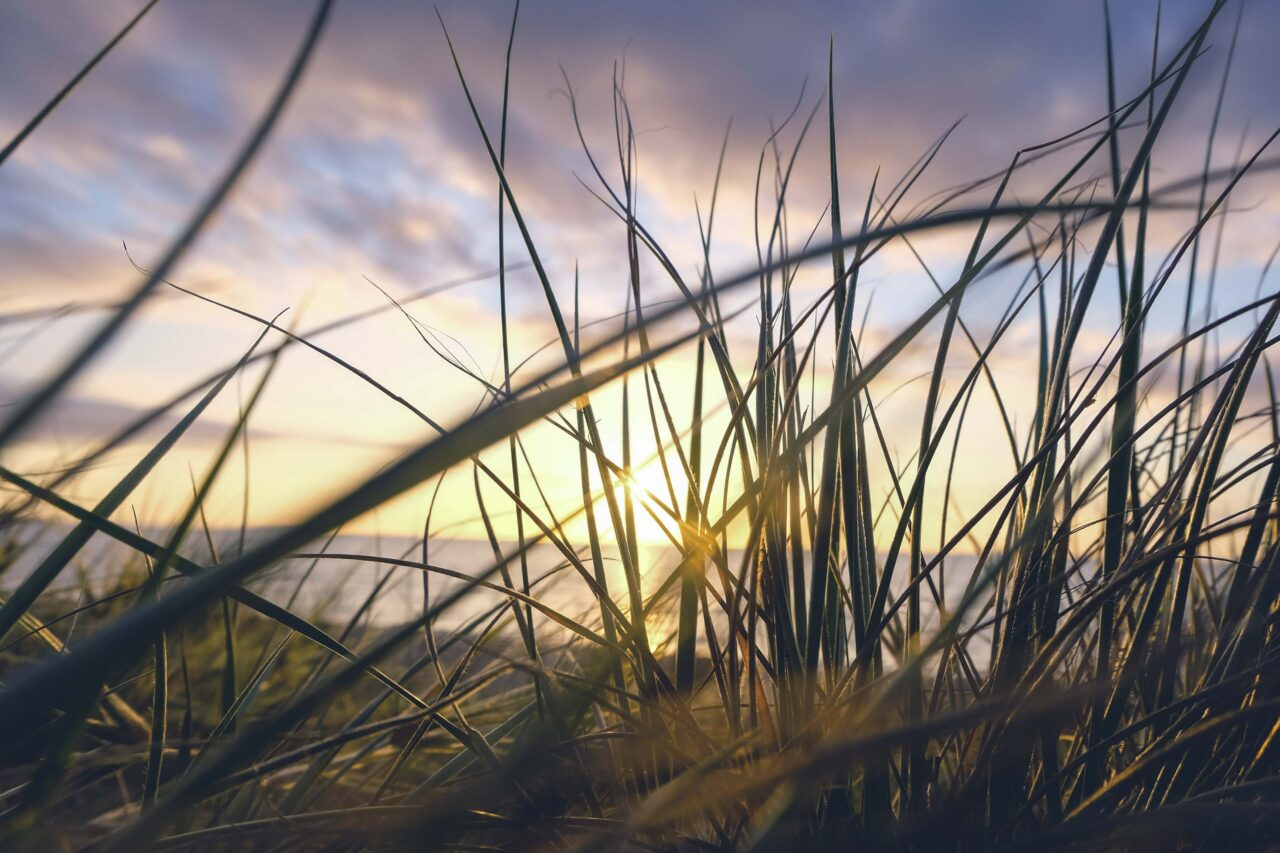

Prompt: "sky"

[1,0,1277,544]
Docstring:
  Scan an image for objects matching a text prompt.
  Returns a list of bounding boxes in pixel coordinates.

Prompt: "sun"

[608,459,689,546]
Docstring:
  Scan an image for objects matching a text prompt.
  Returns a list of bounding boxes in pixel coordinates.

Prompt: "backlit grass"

[3,1,1280,849]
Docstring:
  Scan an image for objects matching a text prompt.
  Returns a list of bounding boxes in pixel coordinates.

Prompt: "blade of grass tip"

[1103,0,1132,313]
[0,0,160,166]
[496,0,540,701]
[828,36,847,325]
[409,701,537,800]
[1171,0,1242,482]
[0,0,331,450]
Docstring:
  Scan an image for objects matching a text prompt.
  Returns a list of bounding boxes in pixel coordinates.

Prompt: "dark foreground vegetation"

[3,0,1280,849]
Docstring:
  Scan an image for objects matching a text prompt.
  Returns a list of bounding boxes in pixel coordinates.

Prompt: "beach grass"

[3,0,1280,849]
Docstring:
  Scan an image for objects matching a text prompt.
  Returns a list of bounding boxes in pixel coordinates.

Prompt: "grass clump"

[3,1,1280,850]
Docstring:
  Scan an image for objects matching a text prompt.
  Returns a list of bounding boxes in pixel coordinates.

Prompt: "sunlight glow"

[608,460,689,546]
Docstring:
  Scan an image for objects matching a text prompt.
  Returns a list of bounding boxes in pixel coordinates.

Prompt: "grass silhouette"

[3,0,1280,849]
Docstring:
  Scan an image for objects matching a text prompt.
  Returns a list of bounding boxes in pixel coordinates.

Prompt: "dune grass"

[3,0,1280,849]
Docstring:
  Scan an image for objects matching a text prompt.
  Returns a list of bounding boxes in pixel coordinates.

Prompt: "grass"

[2,0,1280,849]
